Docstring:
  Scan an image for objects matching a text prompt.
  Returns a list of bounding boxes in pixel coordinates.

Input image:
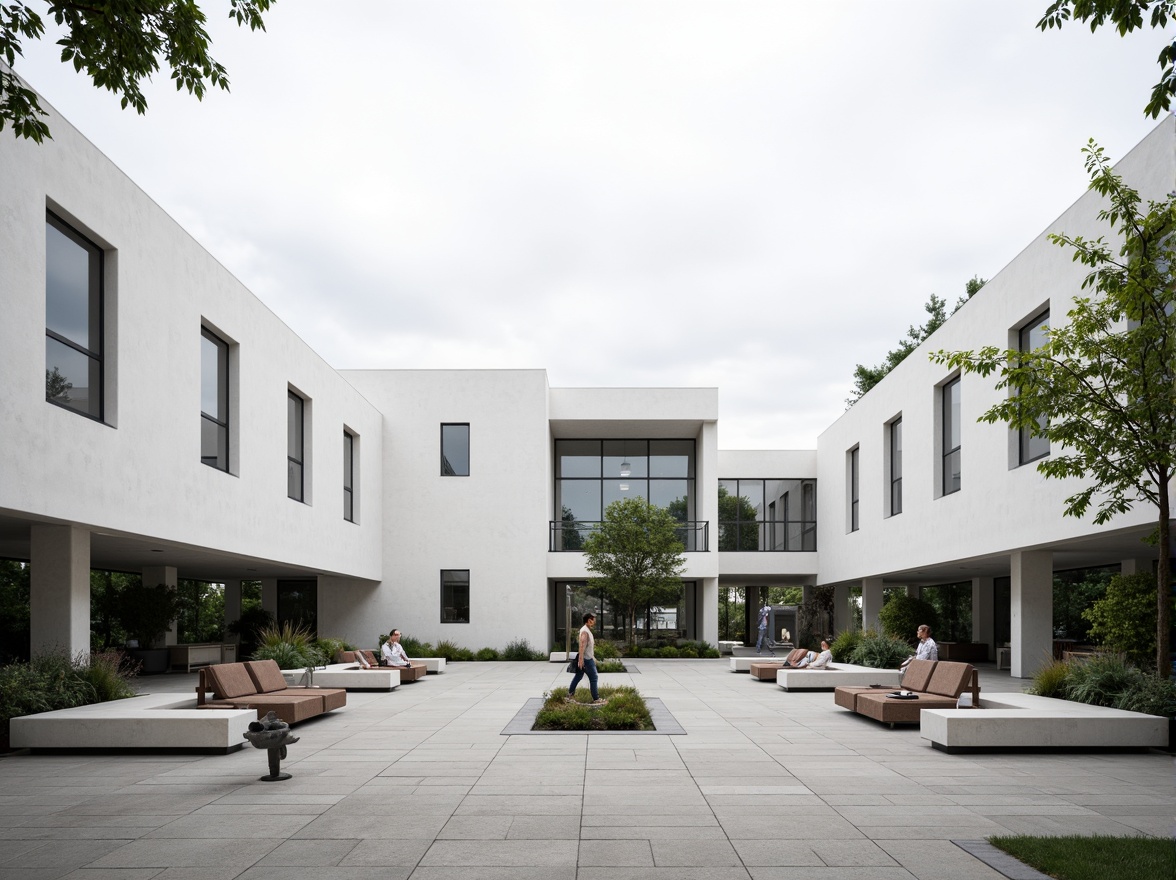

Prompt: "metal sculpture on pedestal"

[242,711,299,781]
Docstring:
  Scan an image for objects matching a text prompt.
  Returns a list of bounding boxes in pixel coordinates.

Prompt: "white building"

[1,94,1171,676]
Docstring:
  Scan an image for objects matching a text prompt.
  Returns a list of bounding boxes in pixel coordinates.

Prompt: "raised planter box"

[921,692,1169,752]
[9,693,254,753]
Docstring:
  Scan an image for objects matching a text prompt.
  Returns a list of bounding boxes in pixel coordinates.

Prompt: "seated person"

[380,629,412,667]
[782,650,815,667]
[796,640,832,669]
[899,625,938,669]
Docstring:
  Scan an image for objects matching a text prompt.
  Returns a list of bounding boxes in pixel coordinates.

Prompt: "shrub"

[593,640,621,660]
[455,647,475,661]
[830,629,864,663]
[433,639,465,661]
[475,647,500,661]
[657,646,679,658]
[1063,652,1141,707]
[878,593,939,645]
[1115,672,1176,717]
[502,638,545,661]
[251,641,312,670]
[695,640,721,658]
[253,622,326,667]
[677,647,698,658]
[1083,572,1171,673]
[625,646,646,658]
[313,637,354,663]
[1029,658,1071,699]
[399,636,433,656]
[76,650,137,702]
[597,659,627,673]
[535,685,653,730]
[849,631,911,669]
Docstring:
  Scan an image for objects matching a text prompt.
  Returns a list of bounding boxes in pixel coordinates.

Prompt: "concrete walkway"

[0,659,1171,879]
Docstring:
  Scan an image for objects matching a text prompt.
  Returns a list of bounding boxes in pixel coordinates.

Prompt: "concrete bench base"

[777,665,903,691]
[729,656,779,672]
[717,641,742,655]
[9,693,254,753]
[418,657,447,673]
[921,692,1170,752]
[282,663,401,690]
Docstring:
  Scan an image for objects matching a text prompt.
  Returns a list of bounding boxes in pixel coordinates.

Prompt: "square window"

[441,570,470,623]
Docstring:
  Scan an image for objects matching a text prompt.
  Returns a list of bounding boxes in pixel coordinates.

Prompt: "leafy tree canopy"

[582,497,686,649]
[1038,1,1176,118]
[2,1,275,142]
[847,276,985,407]
[932,141,1176,674]
[1083,572,1174,672]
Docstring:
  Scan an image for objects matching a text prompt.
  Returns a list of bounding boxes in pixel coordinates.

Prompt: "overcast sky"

[15,1,1169,449]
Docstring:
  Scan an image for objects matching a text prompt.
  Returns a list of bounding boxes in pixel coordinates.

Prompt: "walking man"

[568,612,606,704]
[756,601,774,655]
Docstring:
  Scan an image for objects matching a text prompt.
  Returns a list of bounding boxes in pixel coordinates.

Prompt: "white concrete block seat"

[922,692,1171,752]
[338,650,428,680]
[282,663,401,691]
[775,661,904,691]
[9,693,254,754]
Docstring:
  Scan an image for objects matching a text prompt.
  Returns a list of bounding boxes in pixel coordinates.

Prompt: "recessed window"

[849,447,860,532]
[717,478,816,551]
[441,423,470,476]
[343,430,356,522]
[200,328,229,471]
[288,391,305,501]
[890,417,903,515]
[1018,309,1050,465]
[45,213,103,420]
[441,569,470,623]
[942,377,961,495]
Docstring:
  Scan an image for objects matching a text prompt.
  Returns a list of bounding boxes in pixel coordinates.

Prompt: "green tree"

[2,1,276,142]
[582,497,686,649]
[717,485,762,550]
[878,592,939,646]
[932,141,1175,676]
[1084,572,1175,671]
[0,560,31,662]
[847,277,985,406]
[1038,1,1176,118]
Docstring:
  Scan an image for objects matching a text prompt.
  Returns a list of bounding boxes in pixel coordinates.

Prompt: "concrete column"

[972,576,994,653]
[142,565,179,646]
[833,584,851,636]
[261,578,279,621]
[30,524,91,659]
[1011,550,1053,679]
[862,577,884,633]
[1120,557,1154,576]
[223,579,242,639]
[905,585,921,599]
[699,577,718,646]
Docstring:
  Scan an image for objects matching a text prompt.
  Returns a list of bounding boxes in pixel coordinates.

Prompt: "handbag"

[566,658,578,673]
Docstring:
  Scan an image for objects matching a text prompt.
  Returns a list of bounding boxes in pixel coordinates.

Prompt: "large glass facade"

[1019,309,1051,465]
[45,214,103,420]
[554,440,698,549]
[718,478,816,551]
[553,579,696,645]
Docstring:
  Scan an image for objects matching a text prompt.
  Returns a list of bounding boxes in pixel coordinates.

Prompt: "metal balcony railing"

[550,521,709,552]
[718,520,817,552]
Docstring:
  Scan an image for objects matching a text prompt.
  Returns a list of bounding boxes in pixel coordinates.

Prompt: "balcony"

[550,521,709,552]
[718,520,816,552]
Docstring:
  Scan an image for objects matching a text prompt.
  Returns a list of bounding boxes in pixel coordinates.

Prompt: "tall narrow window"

[849,447,860,532]
[288,391,305,501]
[441,569,470,623]
[343,430,355,521]
[441,423,469,476]
[1018,309,1050,465]
[801,481,816,551]
[890,418,903,515]
[45,213,103,420]
[942,377,961,495]
[200,328,229,470]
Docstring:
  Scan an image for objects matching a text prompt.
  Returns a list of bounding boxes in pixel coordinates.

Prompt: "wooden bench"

[834,660,979,728]
[196,660,347,725]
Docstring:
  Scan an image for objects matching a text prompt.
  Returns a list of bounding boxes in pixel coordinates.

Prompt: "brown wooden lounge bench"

[833,659,979,728]
[749,648,814,680]
[196,660,347,725]
[339,650,428,682]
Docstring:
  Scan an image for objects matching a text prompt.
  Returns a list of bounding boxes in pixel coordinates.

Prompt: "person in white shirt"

[796,640,832,668]
[568,612,606,704]
[900,625,939,669]
[381,629,411,667]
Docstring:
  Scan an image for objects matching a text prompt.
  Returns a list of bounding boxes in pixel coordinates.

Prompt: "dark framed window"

[45,213,103,420]
[849,447,860,532]
[718,478,817,551]
[200,328,229,471]
[1018,309,1051,465]
[441,569,470,623]
[343,430,356,522]
[441,423,470,476]
[942,377,961,495]
[288,391,305,501]
[890,417,903,515]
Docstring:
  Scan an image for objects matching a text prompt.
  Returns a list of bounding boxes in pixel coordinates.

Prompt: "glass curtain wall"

[555,440,696,549]
[718,479,817,550]
[553,579,696,646]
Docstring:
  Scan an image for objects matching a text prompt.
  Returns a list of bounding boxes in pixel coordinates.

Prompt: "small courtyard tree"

[582,497,686,649]
[932,141,1176,676]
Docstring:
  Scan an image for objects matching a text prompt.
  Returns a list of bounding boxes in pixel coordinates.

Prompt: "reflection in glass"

[288,392,304,501]
[441,570,470,623]
[557,440,601,477]
[201,416,227,470]
[343,431,355,522]
[943,378,961,495]
[441,423,470,476]
[45,219,99,349]
[604,440,647,477]
[604,478,647,507]
[1019,311,1051,464]
[45,336,98,418]
[650,440,693,477]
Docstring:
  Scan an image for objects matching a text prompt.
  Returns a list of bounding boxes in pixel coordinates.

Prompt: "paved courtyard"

[0,659,1172,879]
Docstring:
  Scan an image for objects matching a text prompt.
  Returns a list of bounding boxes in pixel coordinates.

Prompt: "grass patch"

[596,659,627,673]
[533,685,653,731]
[988,835,1174,880]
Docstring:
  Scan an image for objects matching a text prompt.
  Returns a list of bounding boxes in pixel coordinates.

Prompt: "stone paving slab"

[0,659,1171,880]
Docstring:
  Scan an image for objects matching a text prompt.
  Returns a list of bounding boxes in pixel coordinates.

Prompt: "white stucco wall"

[815,116,1176,587]
[0,102,383,581]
